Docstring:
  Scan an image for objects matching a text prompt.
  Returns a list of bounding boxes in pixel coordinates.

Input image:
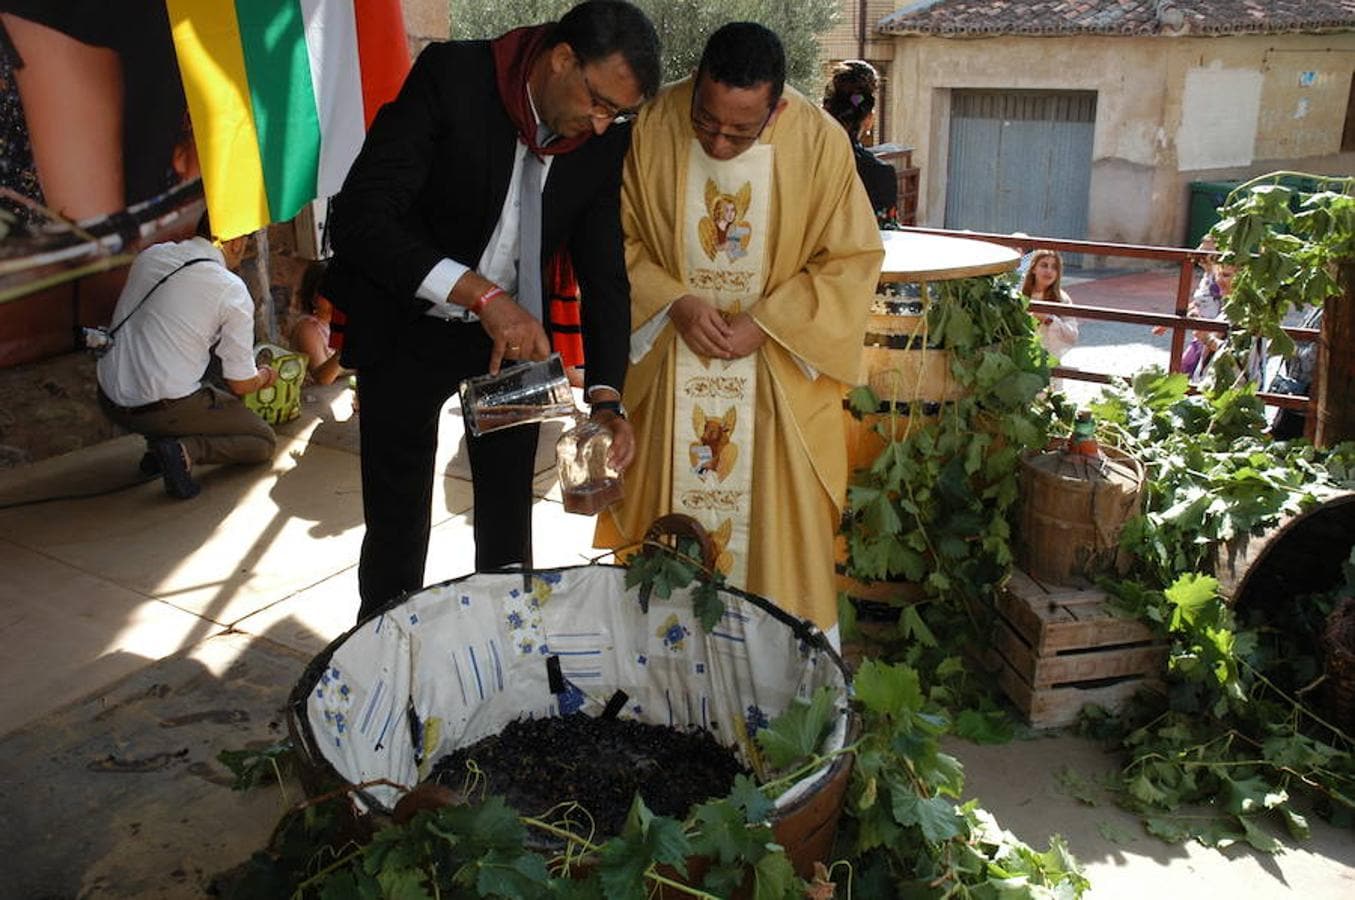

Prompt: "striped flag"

[167,0,409,240]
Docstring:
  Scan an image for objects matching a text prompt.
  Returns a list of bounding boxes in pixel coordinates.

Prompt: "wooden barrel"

[1214,489,1355,604]
[845,309,964,473]
[840,309,960,612]
[1015,445,1145,587]
[286,559,855,892]
[839,307,965,613]
[1212,490,1355,736]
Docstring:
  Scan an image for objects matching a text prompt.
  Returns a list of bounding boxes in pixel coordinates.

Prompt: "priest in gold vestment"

[594,22,884,638]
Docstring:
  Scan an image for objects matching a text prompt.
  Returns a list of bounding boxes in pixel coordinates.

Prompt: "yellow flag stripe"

[167,0,269,239]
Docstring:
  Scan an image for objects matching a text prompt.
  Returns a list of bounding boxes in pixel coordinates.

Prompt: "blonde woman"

[1022,249,1079,377]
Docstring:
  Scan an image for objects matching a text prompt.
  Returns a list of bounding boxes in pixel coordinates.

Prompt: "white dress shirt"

[418,92,555,320]
[96,237,256,407]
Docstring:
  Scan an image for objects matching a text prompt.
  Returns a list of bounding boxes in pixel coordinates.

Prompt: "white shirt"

[418,99,555,319]
[412,104,619,398]
[96,237,257,407]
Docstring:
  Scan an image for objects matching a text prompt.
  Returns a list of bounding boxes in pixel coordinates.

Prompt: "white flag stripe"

[300,0,366,198]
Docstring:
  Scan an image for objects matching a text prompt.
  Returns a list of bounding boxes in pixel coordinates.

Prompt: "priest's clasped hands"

[669,294,766,360]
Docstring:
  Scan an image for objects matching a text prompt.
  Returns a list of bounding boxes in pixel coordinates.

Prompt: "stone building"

[874,0,1355,247]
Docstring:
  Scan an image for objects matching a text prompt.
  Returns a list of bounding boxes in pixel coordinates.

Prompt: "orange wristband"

[469,286,505,316]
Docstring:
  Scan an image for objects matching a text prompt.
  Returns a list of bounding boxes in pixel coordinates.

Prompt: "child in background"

[1156,237,1228,384]
[1021,249,1079,387]
[290,261,347,387]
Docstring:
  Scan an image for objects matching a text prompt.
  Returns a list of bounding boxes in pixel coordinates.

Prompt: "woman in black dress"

[822,60,897,225]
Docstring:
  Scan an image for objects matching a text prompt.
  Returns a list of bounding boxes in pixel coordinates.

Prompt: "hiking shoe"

[150,438,199,499]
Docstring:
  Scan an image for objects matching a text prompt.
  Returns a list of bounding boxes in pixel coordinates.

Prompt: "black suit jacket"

[324,40,631,392]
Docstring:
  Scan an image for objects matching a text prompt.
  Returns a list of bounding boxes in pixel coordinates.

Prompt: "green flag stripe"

[235,0,321,222]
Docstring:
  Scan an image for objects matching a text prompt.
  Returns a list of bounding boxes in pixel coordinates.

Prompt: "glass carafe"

[459,353,574,437]
[555,415,624,516]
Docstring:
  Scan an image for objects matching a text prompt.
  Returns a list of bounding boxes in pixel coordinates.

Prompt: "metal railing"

[900,225,1321,415]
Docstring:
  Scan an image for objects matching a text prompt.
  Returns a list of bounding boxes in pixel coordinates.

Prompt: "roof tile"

[879,0,1355,36]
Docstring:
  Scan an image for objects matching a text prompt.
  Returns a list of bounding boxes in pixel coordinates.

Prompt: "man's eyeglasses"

[689,91,773,150]
[581,68,639,125]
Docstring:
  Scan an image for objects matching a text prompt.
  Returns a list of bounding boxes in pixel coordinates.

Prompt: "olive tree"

[448,0,839,95]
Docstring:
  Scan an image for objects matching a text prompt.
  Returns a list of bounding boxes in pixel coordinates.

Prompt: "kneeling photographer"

[94,213,278,499]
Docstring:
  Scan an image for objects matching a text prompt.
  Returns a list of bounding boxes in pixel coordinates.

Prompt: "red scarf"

[491,25,588,157]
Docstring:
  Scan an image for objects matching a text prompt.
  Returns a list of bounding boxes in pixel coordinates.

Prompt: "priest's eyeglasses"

[582,69,640,125]
[689,94,773,150]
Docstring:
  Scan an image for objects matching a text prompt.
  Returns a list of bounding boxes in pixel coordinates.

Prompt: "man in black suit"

[325,1,661,621]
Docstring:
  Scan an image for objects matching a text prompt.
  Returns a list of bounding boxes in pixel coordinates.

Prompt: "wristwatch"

[591,399,626,419]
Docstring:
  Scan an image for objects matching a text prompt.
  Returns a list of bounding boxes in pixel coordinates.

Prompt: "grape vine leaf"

[847,384,880,416]
[1280,807,1311,841]
[1237,816,1283,854]
[374,867,432,900]
[1221,774,1284,816]
[631,799,692,873]
[899,604,938,647]
[728,772,776,823]
[1097,821,1133,844]
[1144,816,1191,843]
[598,797,691,899]
[218,740,295,791]
[854,658,924,719]
[474,850,551,899]
[1165,573,1221,631]
[892,794,965,843]
[1127,773,1173,809]
[752,851,797,900]
[756,686,837,768]
[691,579,725,632]
[951,708,1013,745]
[316,871,378,900]
[1054,767,1101,807]
[436,795,528,854]
[689,798,764,863]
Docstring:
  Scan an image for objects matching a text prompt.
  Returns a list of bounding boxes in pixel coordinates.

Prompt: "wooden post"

[242,227,276,345]
[1313,263,1355,448]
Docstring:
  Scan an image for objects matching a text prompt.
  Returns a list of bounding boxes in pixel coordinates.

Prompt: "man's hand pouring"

[479,294,550,374]
[452,273,551,374]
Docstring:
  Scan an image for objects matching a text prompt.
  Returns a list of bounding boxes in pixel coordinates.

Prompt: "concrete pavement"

[1,350,1351,897]
[1059,267,1176,407]
[0,382,593,898]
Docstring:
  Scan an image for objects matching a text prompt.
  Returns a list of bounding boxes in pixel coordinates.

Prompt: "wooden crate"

[994,569,1166,728]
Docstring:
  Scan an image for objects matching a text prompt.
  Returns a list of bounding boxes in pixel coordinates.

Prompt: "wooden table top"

[880,230,1021,282]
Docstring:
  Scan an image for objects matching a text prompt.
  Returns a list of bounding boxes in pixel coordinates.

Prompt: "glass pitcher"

[459,353,575,437]
[555,415,624,516]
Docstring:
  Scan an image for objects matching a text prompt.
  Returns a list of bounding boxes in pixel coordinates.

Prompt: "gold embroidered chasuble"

[595,80,883,631]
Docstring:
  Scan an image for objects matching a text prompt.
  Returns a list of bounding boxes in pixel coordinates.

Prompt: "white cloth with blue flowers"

[300,564,848,813]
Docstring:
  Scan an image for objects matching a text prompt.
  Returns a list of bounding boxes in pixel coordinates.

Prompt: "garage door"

[944,90,1096,258]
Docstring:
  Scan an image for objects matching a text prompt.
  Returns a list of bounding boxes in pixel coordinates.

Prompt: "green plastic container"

[1186,180,1242,248]
[1188,175,1336,247]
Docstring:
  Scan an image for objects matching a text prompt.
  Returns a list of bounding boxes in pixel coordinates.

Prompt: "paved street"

[0,271,1350,897]
[1060,267,1176,406]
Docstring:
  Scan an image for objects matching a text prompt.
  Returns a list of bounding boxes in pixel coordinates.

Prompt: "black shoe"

[150,438,200,499]
[139,450,161,476]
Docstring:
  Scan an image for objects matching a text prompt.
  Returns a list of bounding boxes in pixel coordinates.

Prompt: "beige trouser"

[99,385,276,465]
